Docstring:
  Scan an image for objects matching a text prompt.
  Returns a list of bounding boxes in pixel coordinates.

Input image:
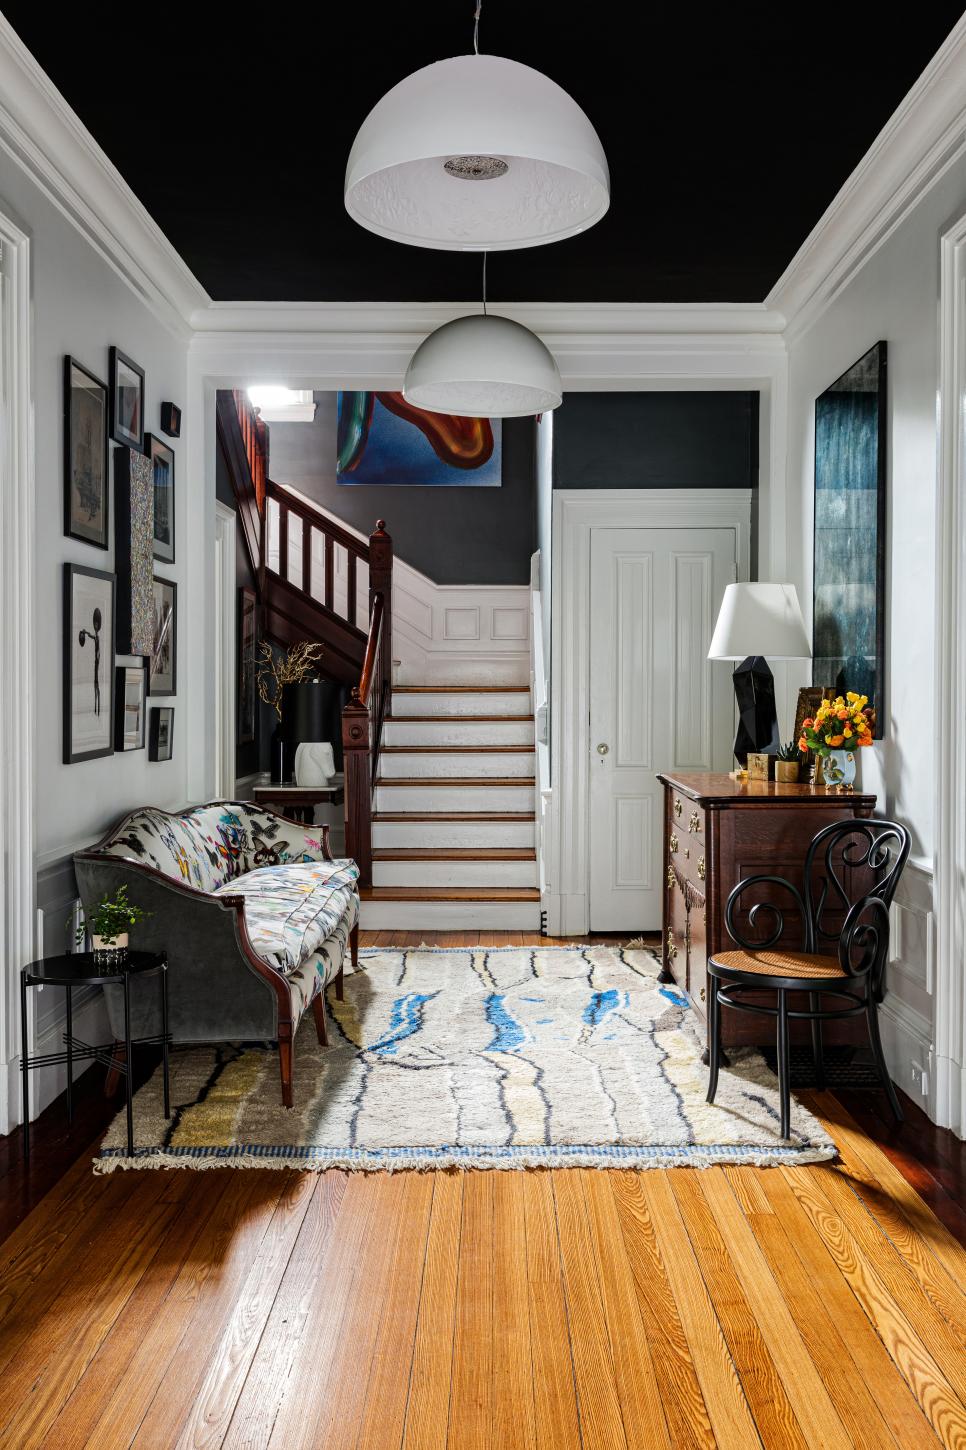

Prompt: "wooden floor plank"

[83,1172,286,1449]
[490,1170,538,1450]
[356,1173,436,1450]
[402,1173,464,1450]
[670,1169,809,1449]
[264,1172,382,1450]
[747,1181,909,1450]
[39,1172,232,1450]
[221,1172,348,1450]
[581,1171,672,1448]
[551,1169,628,1450]
[174,1171,318,1449]
[783,1165,966,1447]
[638,1173,761,1450]
[761,1169,942,1450]
[447,1171,494,1449]
[0,1173,188,1447]
[697,1167,854,1448]
[609,1170,715,1450]
[520,1172,582,1450]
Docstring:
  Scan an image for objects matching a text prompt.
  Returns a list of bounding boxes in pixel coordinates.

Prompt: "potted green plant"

[775,740,804,783]
[75,884,149,964]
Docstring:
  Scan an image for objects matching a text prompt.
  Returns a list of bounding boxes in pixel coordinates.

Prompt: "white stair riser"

[360,901,541,931]
[384,719,534,746]
[380,751,535,779]
[390,691,529,718]
[372,859,538,888]
[374,784,534,813]
[373,819,535,848]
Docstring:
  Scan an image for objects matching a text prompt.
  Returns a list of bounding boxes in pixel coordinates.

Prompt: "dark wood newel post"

[369,519,393,718]
[342,686,372,884]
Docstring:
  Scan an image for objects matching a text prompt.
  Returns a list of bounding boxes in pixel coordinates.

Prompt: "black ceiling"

[5,5,961,303]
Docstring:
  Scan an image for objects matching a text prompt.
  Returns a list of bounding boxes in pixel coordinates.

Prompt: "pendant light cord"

[482,251,488,315]
[473,0,482,54]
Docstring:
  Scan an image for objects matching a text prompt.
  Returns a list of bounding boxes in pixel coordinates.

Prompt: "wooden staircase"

[218,391,541,931]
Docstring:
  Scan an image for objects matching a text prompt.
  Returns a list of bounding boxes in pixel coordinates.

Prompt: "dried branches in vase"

[257,641,324,721]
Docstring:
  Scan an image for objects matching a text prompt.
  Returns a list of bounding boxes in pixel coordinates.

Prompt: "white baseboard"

[878,991,933,1113]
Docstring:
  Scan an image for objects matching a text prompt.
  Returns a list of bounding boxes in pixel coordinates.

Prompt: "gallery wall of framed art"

[60,342,182,768]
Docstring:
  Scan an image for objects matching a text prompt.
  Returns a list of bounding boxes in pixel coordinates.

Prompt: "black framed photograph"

[812,341,887,736]
[114,663,147,751]
[160,401,181,438]
[64,357,109,549]
[109,346,145,450]
[63,563,115,764]
[149,575,177,696]
[146,433,175,563]
[149,706,174,761]
[238,586,257,744]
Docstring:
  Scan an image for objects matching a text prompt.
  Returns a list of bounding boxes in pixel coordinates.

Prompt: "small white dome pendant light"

[344,2,610,251]
[403,255,562,418]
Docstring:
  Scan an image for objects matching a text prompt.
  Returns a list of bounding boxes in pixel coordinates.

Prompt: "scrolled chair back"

[724,816,910,986]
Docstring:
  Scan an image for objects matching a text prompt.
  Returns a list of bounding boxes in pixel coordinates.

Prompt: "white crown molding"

[0,17,209,337]
[767,15,966,343]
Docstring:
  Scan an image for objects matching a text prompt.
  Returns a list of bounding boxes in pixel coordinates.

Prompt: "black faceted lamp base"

[732,655,780,765]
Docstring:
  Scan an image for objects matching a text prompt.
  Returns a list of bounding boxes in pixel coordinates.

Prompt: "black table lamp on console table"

[707,582,811,765]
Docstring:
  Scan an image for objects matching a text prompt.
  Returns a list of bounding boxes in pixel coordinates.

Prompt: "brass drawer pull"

[666,928,678,961]
[697,855,706,880]
[669,834,679,854]
[688,811,701,834]
[667,864,676,890]
[674,798,683,818]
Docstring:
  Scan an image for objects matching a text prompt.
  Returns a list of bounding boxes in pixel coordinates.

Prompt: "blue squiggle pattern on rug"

[584,988,621,1028]
[485,994,526,1052]
[368,992,435,1055]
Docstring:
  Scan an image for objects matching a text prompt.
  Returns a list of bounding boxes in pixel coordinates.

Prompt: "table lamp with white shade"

[708,583,812,766]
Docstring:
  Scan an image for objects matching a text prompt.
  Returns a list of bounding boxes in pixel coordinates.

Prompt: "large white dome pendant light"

[344,4,609,251]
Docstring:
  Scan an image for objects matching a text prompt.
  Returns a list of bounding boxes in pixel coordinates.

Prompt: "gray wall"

[552,391,759,489]
[268,394,536,586]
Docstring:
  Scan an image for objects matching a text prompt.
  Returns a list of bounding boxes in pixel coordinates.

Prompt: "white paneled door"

[589,528,737,931]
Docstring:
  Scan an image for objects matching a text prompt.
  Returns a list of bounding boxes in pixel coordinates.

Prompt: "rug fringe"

[94,1144,837,1175]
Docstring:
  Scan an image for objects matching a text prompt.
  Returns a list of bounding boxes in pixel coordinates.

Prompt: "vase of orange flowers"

[798,692,874,790]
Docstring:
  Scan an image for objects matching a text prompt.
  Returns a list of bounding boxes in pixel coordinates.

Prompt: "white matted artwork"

[150,576,177,696]
[63,562,115,763]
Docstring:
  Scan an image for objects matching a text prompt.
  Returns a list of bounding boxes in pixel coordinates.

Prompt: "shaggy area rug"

[95,946,836,1172]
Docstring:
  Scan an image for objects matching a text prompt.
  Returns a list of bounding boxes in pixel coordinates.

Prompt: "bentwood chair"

[706,817,910,1139]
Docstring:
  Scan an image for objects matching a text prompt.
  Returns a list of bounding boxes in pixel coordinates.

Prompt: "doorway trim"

[934,213,966,1137]
[0,212,34,1132]
[546,489,751,937]
[214,501,237,801]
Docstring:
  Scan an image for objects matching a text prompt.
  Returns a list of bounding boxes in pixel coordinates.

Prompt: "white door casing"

[588,528,737,931]
[213,501,237,801]
[547,490,751,939]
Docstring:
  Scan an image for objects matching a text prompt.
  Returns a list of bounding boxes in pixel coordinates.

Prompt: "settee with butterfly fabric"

[73,801,360,1107]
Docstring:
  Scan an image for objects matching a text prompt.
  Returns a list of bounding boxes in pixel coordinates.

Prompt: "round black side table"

[20,950,171,1161]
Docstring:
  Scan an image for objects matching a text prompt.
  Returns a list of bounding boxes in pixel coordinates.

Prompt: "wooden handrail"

[342,521,393,886]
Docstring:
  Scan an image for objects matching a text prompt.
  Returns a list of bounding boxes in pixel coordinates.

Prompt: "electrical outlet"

[910,1061,929,1097]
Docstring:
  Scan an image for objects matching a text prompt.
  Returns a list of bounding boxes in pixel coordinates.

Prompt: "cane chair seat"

[711,949,847,981]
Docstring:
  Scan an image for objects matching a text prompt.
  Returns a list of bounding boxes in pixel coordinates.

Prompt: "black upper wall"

[552,392,759,489]
[268,394,536,586]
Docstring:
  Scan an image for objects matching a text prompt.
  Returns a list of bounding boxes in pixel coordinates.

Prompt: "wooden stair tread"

[376,777,535,788]
[372,812,535,822]
[387,714,535,723]
[372,847,536,860]
[392,685,530,693]
[360,886,540,901]
[381,744,535,753]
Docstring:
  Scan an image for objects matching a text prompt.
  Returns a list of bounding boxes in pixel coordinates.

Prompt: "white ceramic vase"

[295,741,335,787]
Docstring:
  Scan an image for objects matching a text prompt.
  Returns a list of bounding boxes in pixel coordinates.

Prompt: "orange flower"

[836,707,849,720]
[798,736,808,752]
[802,717,814,729]
[829,734,845,747]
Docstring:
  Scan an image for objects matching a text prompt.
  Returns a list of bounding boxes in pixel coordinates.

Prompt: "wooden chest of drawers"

[658,771,877,1051]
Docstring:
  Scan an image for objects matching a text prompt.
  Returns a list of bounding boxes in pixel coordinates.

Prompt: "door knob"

[596,743,609,755]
